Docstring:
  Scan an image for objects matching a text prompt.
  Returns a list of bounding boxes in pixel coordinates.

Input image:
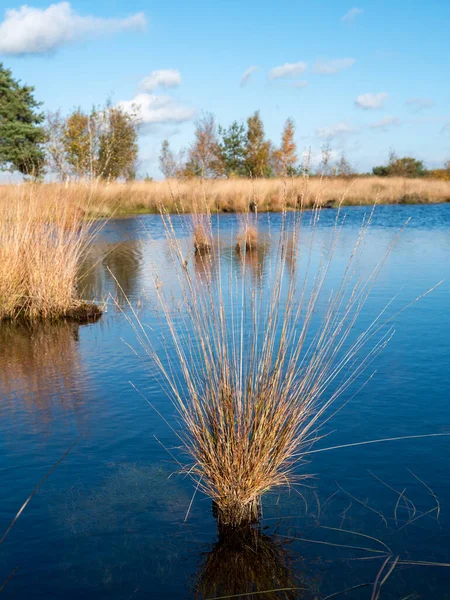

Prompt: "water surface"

[1,204,449,599]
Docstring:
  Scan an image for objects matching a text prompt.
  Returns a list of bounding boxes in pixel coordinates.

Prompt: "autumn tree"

[274,118,298,176]
[97,106,139,181]
[218,121,246,177]
[0,63,46,176]
[244,111,272,177]
[186,113,223,178]
[62,108,95,179]
[45,104,139,181]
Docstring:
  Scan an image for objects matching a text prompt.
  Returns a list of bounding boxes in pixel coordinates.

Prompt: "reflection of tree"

[0,321,83,418]
[195,519,304,600]
[103,240,142,303]
[78,240,142,305]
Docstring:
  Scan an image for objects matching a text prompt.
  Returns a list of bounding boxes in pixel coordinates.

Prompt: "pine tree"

[0,63,45,176]
[218,121,246,177]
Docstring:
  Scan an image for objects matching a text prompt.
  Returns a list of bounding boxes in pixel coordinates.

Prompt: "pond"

[1,204,449,599]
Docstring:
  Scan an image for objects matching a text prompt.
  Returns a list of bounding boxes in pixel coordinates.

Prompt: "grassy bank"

[1,177,450,218]
[0,187,102,322]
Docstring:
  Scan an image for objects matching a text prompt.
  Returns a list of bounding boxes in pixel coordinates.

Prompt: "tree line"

[0,63,139,180]
[1,63,449,182]
[159,112,313,179]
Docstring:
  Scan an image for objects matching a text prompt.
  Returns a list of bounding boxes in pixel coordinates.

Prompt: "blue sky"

[1,0,449,178]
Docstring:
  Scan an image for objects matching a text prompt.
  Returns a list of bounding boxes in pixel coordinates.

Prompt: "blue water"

[1,204,449,599]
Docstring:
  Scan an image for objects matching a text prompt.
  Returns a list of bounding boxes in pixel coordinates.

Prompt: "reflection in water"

[195,519,304,600]
[79,239,143,305]
[0,321,83,415]
[194,249,214,284]
[234,240,268,284]
[284,235,298,280]
[103,240,143,304]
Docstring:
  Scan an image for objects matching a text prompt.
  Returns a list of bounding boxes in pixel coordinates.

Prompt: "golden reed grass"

[236,224,258,253]
[123,189,436,529]
[1,176,449,217]
[0,185,102,321]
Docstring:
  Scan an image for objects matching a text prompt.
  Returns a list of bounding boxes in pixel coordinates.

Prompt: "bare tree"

[45,110,70,182]
[187,113,223,178]
[159,140,178,178]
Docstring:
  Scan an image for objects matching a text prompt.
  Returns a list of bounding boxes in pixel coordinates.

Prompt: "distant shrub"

[428,169,450,181]
[373,156,426,178]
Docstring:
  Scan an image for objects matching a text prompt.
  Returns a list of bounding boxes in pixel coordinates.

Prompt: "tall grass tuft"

[128,199,410,529]
[0,186,102,322]
[192,216,212,255]
[236,223,258,253]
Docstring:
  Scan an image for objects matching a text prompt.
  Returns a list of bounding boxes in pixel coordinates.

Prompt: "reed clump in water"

[193,220,212,255]
[129,199,409,529]
[236,224,258,253]
[0,187,102,322]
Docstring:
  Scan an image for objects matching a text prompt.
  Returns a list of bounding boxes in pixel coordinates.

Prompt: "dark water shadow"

[194,515,306,600]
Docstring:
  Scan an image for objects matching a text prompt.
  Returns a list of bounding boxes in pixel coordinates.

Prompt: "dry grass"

[1,177,449,218]
[125,195,412,529]
[236,224,258,253]
[0,186,102,321]
[193,217,212,255]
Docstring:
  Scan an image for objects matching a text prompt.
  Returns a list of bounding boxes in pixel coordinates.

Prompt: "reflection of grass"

[195,523,304,600]
[0,320,83,411]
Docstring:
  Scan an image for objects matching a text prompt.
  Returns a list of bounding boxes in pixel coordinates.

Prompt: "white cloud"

[341,8,363,23]
[141,70,181,92]
[292,80,309,89]
[305,148,340,166]
[118,93,195,125]
[316,122,358,139]
[269,62,307,80]
[405,97,434,112]
[0,2,146,55]
[240,66,259,87]
[355,92,388,110]
[312,58,355,75]
[369,116,401,130]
